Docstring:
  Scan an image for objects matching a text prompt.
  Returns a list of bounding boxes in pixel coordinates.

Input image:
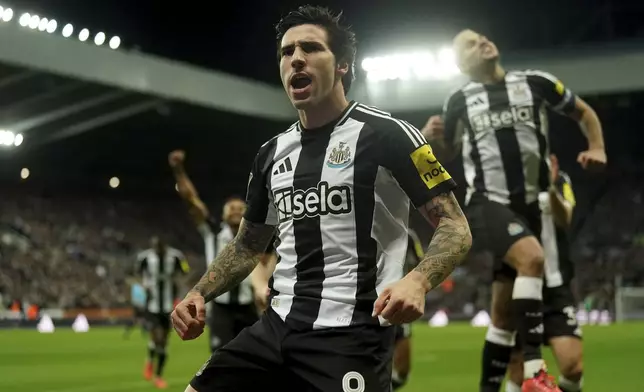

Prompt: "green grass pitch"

[1,322,641,391]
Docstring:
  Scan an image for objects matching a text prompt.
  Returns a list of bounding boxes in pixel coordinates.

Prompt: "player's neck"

[472,63,505,84]
[298,87,349,130]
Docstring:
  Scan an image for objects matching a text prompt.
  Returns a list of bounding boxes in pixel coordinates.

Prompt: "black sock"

[479,326,514,392]
[156,347,167,376]
[560,387,581,392]
[512,277,544,378]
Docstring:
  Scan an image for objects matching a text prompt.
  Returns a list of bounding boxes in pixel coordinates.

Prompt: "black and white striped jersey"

[197,217,254,306]
[137,247,189,314]
[244,101,457,329]
[443,70,576,207]
[539,171,575,289]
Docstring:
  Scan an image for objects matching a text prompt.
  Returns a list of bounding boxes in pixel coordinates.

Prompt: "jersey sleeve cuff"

[412,178,458,209]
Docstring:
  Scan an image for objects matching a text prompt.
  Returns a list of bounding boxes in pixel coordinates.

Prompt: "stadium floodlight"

[18,12,30,27]
[79,28,89,42]
[14,133,23,146]
[62,23,73,38]
[46,19,57,33]
[435,47,460,77]
[28,14,40,29]
[109,176,120,189]
[0,129,15,146]
[1,7,13,22]
[94,32,106,46]
[362,47,460,82]
[109,36,121,50]
[38,17,48,32]
[20,168,29,180]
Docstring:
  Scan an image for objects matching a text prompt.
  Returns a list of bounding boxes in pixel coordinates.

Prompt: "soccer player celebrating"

[422,29,605,392]
[505,154,583,392]
[171,5,472,392]
[137,237,189,389]
[169,150,275,354]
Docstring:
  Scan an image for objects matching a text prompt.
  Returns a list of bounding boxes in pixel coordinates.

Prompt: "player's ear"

[336,60,349,79]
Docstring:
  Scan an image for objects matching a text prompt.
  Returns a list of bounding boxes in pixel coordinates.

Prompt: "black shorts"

[133,306,146,319]
[465,195,541,281]
[542,285,582,344]
[191,307,395,392]
[207,302,258,352]
[146,312,171,331]
[394,323,412,342]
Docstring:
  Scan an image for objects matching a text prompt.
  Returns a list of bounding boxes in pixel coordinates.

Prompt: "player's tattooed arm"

[414,191,472,291]
[189,219,275,302]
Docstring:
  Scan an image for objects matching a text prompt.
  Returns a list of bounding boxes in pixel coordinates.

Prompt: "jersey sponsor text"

[274,181,352,222]
[470,105,534,132]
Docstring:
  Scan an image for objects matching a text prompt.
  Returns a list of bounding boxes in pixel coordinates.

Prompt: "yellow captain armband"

[409,145,452,190]
[562,183,576,207]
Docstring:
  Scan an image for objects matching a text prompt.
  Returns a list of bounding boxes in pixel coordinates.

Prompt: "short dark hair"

[275,5,357,95]
[223,195,245,205]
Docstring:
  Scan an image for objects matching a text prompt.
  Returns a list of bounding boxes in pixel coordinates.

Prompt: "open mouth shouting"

[290,73,313,97]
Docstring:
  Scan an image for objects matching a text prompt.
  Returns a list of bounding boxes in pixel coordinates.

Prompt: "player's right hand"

[421,115,444,141]
[577,148,607,172]
[171,292,206,340]
[168,150,185,168]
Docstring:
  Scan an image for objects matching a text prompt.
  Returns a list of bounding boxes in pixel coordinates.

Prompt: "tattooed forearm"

[190,219,275,303]
[413,192,472,291]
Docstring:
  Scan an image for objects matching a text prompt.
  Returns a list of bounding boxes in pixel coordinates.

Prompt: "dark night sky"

[9,0,644,85]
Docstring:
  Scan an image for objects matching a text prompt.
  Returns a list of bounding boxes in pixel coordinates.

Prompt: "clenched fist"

[372,271,428,325]
[421,115,444,142]
[171,292,206,340]
[577,148,606,172]
[168,150,185,168]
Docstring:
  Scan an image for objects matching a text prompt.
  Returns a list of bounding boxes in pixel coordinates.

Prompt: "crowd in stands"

[0,175,642,319]
[0,188,204,312]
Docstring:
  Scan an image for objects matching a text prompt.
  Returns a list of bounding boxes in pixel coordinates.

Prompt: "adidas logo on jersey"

[274,181,352,222]
[273,157,293,176]
[471,105,534,132]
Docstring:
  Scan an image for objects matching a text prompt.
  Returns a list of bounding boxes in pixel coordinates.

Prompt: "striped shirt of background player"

[198,218,254,305]
[244,101,456,330]
[137,247,189,314]
[443,70,576,207]
[540,171,576,289]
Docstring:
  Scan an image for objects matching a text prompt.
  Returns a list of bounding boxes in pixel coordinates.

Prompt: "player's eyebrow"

[280,40,325,54]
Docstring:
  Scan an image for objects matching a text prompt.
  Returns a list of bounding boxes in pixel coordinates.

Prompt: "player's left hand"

[577,148,606,171]
[372,271,427,324]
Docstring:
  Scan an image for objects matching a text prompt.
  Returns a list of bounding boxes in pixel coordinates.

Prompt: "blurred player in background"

[137,237,190,389]
[392,228,425,390]
[422,29,605,392]
[123,278,149,339]
[505,154,583,392]
[168,150,275,354]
